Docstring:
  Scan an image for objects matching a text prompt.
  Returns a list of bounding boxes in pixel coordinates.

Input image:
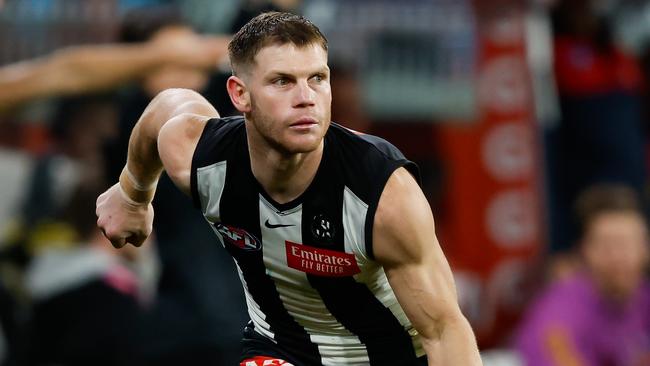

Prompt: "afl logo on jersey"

[214,223,262,251]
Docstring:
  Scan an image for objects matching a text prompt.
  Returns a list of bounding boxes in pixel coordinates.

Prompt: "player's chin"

[281,135,322,154]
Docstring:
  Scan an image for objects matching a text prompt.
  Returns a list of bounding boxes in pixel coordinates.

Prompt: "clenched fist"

[96,183,154,248]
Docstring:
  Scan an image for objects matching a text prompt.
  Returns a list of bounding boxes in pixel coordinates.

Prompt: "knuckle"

[104,229,119,240]
[112,238,126,248]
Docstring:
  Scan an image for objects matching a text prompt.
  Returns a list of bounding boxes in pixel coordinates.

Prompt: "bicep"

[374,168,463,340]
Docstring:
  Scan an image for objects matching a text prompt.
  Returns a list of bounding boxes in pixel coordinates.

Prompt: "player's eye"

[273,77,290,86]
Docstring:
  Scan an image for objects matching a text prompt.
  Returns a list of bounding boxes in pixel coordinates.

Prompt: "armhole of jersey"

[364,159,420,260]
[190,163,201,210]
[190,118,219,210]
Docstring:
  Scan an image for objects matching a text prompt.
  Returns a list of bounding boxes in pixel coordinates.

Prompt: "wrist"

[119,167,157,204]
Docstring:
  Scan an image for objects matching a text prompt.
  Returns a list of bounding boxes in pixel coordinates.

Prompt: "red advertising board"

[435,1,545,346]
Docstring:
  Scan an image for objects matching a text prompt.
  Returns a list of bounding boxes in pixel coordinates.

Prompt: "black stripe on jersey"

[362,159,413,261]
[301,152,419,366]
[219,140,322,365]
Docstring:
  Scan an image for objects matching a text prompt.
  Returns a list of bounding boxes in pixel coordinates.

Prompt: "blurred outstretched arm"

[0,33,230,114]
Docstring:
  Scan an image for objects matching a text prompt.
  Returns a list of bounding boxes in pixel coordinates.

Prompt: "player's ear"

[227,75,251,113]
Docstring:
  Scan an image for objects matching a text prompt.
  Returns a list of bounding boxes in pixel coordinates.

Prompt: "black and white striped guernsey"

[190,116,424,365]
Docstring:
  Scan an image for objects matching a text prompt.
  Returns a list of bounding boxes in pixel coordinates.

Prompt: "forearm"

[0,44,167,111]
[51,34,228,93]
[120,90,186,203]
[53,43,170,93]
[422,315,482,366]
[0,58,54,111]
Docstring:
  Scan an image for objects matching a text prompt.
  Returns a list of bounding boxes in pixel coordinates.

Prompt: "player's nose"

[292,79,315,108]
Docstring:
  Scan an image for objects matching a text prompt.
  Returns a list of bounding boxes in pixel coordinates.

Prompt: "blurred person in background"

[23,184,147,366]
[0,94,119,366]
[515,184,650,366]
[18,94,117,239]
[4,94,155,366]
[546,0,647,253]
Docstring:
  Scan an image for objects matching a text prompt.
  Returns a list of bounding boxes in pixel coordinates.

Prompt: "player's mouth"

[289,117,318,130]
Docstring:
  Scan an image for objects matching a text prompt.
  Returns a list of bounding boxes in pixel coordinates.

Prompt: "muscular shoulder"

[373,167,435,267]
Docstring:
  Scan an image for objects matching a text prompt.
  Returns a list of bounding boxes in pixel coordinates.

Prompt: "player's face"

[582,212,649,300]
[245,43,331,154]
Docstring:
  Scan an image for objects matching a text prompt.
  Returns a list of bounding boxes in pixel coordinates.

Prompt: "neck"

[586,269,640,305]
[247,131,323,205]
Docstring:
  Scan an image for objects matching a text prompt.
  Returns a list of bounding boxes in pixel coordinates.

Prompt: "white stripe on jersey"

[342,186,369,262]
[258,195,369,365]
[196,161,227,222]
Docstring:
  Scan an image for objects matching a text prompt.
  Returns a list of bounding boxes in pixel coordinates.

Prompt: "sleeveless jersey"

[190,116,424,365]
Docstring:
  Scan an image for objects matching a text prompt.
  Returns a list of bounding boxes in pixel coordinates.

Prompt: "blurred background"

[0,0,650,365]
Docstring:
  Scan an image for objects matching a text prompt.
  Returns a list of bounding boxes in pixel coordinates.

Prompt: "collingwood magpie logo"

[312,214,335,240]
